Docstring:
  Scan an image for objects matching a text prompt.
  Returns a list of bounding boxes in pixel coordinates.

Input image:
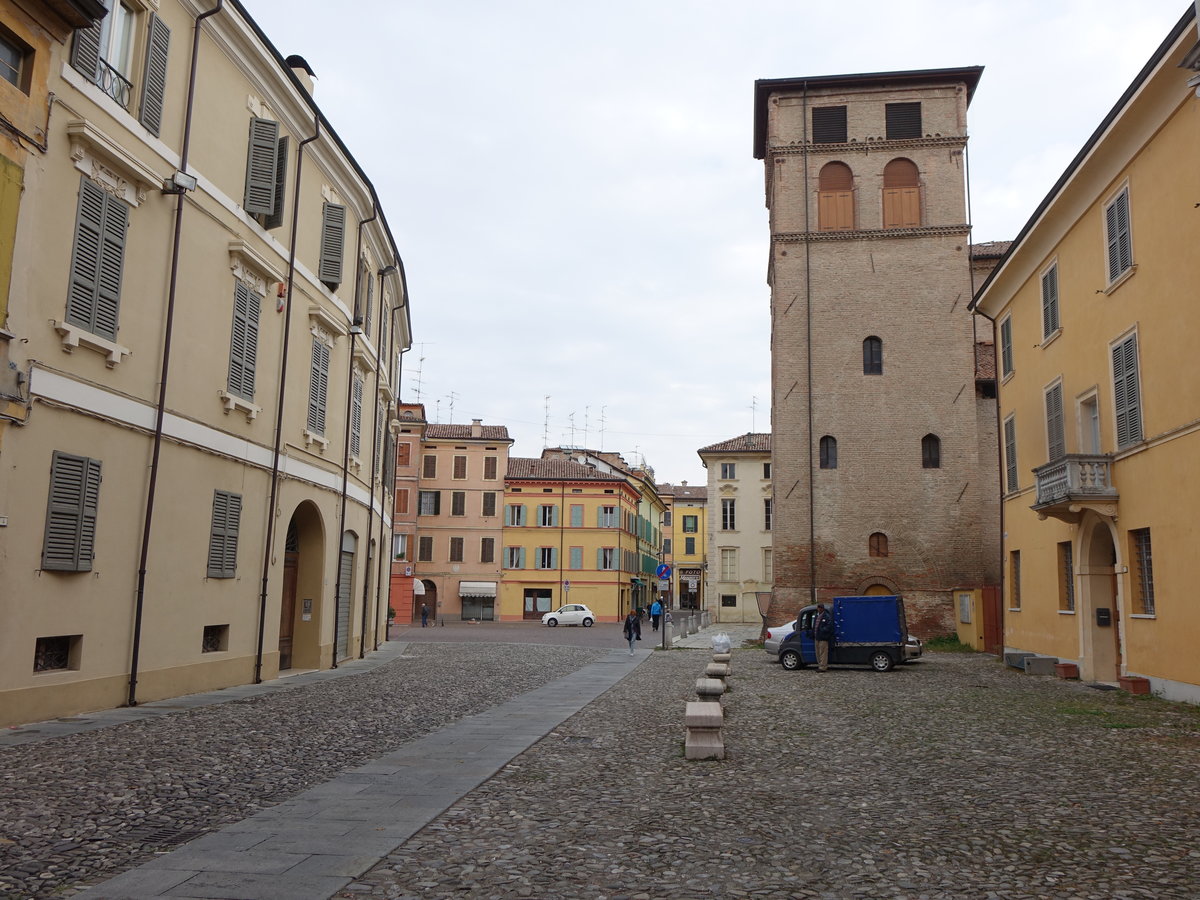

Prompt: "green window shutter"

[67,177,127,341]
[550,547,558,569]
[1004,418,1018,492]
[504,505,512,526]
[244,117,280,215]
[518,547,526,569]
[318,202,346,288]
[307,337,329,433]
[70,19,102,81]
[138,13,171,137]
[570,504,583,527]
[596,547,604,569]
[375,403,384,476]
[42,451,101,572]
[1000,318,1013,376]
[264,136,289,230]
[550,505,559,527]
[350,372,363,458]
[570,547,582,569]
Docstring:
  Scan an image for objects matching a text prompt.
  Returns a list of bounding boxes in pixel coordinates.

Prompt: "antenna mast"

[543,395,550,450]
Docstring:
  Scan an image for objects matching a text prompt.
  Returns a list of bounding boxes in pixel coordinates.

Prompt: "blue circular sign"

[656,563,671,579]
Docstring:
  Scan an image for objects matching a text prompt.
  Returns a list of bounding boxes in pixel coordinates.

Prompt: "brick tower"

[753,68,999,635]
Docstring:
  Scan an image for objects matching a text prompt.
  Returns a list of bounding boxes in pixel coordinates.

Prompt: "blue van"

[778,595,922,672]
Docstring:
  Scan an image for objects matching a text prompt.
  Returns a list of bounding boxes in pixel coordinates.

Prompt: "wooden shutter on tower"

[885,102,922,139]
[882,159,920,228]
[818,163,854,231]
[138,13,171,136]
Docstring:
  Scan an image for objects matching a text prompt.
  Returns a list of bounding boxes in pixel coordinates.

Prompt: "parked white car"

[542,604,596,627]
[763,619,797,657]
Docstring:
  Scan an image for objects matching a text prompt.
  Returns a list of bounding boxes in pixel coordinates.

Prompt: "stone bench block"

[1024,656,1058,676]
[695,677,725,701]
[1004,652,1035,670]
[705,662,730,680]
[685,701,723,729]
[684,701,725,760]
[712,652,732,674]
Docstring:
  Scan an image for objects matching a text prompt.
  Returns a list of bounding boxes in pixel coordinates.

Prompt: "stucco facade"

[973,9,1200,701]
[657,481,707,610]
[753,69,1000,638]
[698,434,773,624]
[0,0,411,727]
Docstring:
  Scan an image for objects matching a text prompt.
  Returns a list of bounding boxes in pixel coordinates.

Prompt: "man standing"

[420,603,429,628]
[814,603,834,672]
[649,598,663,632]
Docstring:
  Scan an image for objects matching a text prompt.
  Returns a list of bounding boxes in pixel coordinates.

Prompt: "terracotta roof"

[658,482,707,500]
[698,433,772,454]
[975,342,997,381]
[971,241,1012,259]
[506,457,625,482]
[424,424,511,441]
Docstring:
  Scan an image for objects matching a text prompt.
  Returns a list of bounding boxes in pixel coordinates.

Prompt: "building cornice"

[766,134,966,157]
[773,224,971,244]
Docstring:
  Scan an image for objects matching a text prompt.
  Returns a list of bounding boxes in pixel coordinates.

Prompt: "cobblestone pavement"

[0,644,605,900]
[342,650,1200,900]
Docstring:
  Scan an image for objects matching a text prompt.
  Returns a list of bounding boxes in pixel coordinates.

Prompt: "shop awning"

[459,581,497,598]
[412,580,425,595]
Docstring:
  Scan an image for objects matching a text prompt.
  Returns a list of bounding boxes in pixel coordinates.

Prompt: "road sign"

[658,579,670,590]
[686,578,698,590]
[564,580,571,592]
[655,563,671,579]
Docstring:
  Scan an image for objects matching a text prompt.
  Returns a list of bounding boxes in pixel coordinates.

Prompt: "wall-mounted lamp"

[162,171,198,194]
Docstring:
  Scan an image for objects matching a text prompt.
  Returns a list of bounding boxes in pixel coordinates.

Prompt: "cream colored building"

[972,8,1200,700]
[657,481,707,610]
[698,434,773,624]
[0,0,412,727]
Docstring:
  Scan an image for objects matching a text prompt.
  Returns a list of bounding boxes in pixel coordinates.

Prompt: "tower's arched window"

[869,532,889,557]
[818,162,855,232]
[819,435,838,470]
[922,433,941,469]
[863,336,883,375]
[882,158,921,228]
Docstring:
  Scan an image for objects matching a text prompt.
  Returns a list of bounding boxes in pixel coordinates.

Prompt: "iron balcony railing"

[1033,454,1118,508]
[96,58,133,111]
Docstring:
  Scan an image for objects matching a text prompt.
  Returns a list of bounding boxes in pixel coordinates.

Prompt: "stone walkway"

[4,630,1200,899]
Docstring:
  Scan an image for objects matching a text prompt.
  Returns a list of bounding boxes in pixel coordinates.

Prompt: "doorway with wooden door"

[279,500,325,672]
[1080,516,1122,683]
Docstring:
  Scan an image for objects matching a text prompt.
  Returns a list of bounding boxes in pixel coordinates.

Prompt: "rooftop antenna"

[411,343,431,403]
[434,397,441,423]
[446,390,459,424]
[583,406,590,449]
[600,405,607,451]
[543,395,550,450]
[750,395,758,432]
[568,411,576,447]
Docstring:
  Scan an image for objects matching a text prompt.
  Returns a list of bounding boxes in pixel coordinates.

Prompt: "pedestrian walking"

[650,598,662,632]
[622,609,642,655]
[420,603,429,628]
[814,602,834,672]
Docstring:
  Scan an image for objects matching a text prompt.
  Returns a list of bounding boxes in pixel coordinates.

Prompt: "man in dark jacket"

[622,609,642,656]
[814,603,834,672]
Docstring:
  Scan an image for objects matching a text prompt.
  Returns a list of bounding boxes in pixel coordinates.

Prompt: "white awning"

[459,580,497,598]
[412,580,426,595]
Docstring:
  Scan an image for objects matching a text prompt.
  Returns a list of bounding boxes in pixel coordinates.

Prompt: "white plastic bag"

[711,632,731,653]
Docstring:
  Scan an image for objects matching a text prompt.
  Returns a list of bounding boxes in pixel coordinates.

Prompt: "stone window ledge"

[218,390,261,421]
[303,430,329,452]
[54,321,132,367]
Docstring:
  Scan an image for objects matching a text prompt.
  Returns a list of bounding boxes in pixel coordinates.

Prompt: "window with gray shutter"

[1041,264,1060,338]
[42,451,102,572]
[811,106,847,143]
[70,17,102,81]
[1112,334,1142,447]
[262,135,288,230]
[885,102,922,139]
[1105,188,1132,283]
[1045,383,1065,460]
[350,371,363,458]
[67,177,127,341]
[306,336,330,434]
[206,490,242,578]
[243,117,280,215]
[318,202,346,288]
[482,492,497,517]
[1000,316,1014,377]
[364,265,374,339]
[227,280,260,401]
[137,13,170,136]
[374,403,384,477]
[1003,416,1018,493]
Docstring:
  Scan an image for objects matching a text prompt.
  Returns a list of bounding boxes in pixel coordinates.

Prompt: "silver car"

[763,619,797,657]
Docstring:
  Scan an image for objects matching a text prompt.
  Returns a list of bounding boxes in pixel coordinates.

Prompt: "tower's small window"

[812,105,847,143]
[819,436,838,470]
[818,162,855,232]
[869,532,889,557]
[863,337,883,375]
[922,434,941,469]
[885,102,922,139]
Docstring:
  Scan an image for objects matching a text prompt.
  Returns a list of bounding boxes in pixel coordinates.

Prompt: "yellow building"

[499,456,642,622]
[0,1,411,727]
[658,481,707,610]
[972,7,1200,700]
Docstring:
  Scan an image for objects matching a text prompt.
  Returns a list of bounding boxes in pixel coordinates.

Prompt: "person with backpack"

[814,603,835,672]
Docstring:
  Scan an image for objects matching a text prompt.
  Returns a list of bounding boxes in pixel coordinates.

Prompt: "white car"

[542,604,595,627]
[763,619,797,657]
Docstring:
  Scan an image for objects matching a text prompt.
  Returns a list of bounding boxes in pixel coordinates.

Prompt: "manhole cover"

[121,827,206,848]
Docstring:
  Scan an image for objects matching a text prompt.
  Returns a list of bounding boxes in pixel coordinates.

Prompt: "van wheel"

[780,649,804,671]
[870,651,895,672]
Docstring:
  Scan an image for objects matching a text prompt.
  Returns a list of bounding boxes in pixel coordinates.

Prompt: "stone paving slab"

[68,648,648,899]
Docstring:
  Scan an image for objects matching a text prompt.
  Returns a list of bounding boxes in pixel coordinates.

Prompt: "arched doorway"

[414,579,437,625]
[1079,517,1122,683]
[335,532,357,663]
[864,584,891,596]
[280,501,325,672]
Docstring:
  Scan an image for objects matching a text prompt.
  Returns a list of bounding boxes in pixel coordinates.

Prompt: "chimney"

[471,418,482,438]
[285,54,316,95]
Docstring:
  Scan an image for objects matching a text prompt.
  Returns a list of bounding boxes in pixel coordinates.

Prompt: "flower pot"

[1054,662,1079,680]
[1118,675,1151,695]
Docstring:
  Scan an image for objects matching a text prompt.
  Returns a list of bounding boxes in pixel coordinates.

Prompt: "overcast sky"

[243,0,1188,486]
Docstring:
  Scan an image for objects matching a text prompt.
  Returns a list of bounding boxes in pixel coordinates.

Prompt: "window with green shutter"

[1003,416,1018,493]
[569,546,583,569]
[1112,334,1142,448]
[306,336,330,434]
[207,490,242,578]
[227,280,261,401]
[41,451,102,572]
[1000,316,1014,377]
[67,176,127,341]
[318,202,346,289]
[570,504,583,527]
[1045,382,1065,461]
[244,117,280,216]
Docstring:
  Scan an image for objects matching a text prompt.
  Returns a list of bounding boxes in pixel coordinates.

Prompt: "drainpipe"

[128,0,224,707]
[801,81,817,608]
[253,113,321,683]
[359,261,396,657]
[373,268,405,650]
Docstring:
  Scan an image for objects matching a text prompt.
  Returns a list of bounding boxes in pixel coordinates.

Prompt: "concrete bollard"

[705,662,730,682]
[685,701,725,760]
[712,652,732,675]
[695,676,725,703]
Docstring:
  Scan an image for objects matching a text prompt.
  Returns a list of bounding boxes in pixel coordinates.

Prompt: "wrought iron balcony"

[96,58,132,111]
[1032,454,1118,522]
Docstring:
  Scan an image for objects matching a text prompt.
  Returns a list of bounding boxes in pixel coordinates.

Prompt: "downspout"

[374,282,405,650]
[801,81,816,607]
[557,478,565,607]
[127,0,224,707]
[332,209,374,665]
[253,112,321,683]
